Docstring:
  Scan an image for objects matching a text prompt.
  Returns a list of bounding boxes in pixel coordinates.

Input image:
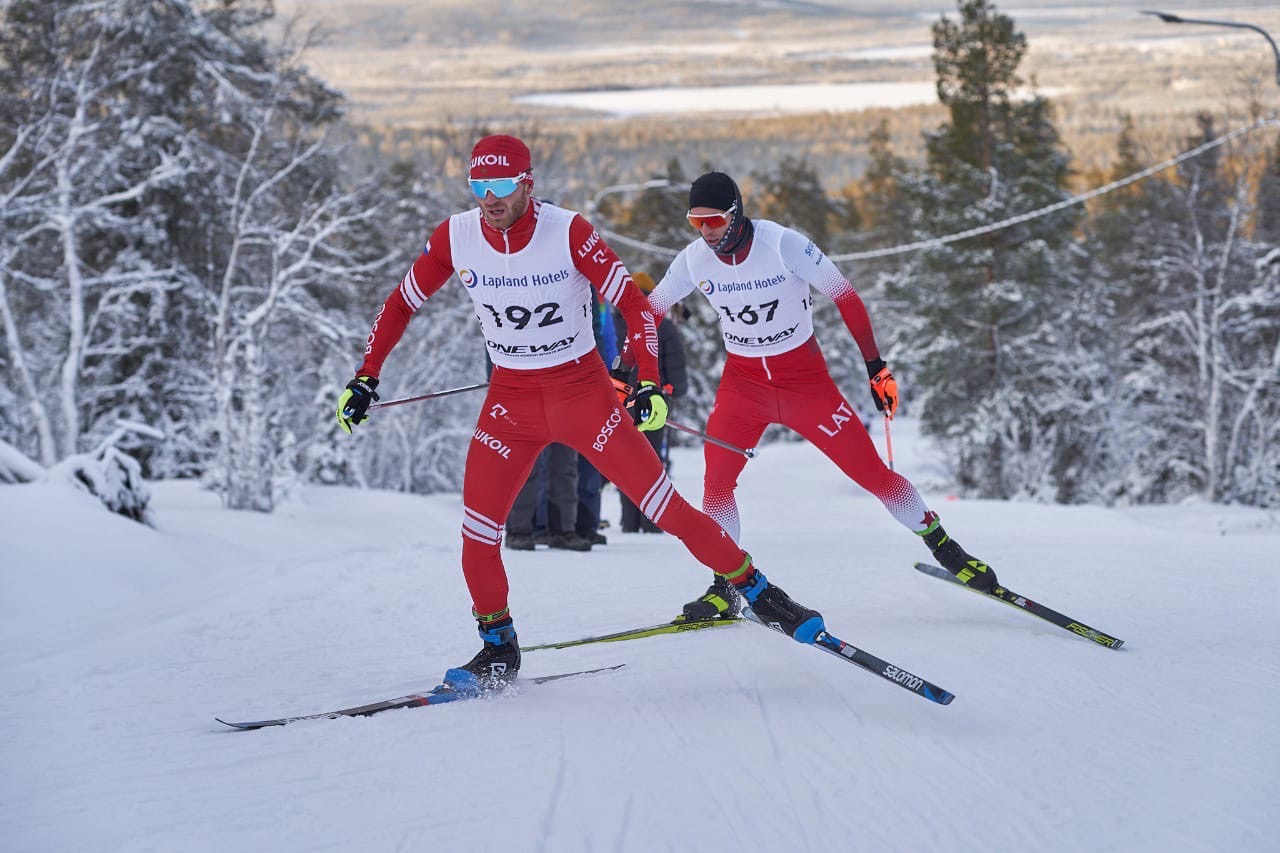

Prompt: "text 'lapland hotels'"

[699,274,788,293]
[460,268,573,287]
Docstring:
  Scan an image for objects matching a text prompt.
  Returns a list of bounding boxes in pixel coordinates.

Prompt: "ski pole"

[883,413,895,471]
[666,418,757,459]
[368,382,490,411]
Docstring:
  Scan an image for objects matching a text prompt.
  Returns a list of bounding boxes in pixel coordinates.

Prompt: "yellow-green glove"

[628,380,669,432]
[336,375,379,434]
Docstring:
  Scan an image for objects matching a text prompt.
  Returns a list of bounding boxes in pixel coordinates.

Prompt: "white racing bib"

[449,203,597,369]
[672,220,819,358]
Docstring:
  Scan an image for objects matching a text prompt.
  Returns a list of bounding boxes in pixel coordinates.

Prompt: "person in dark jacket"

[615,272,689,533]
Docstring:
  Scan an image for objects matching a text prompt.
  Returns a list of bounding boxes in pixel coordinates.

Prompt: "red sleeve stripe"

[399,266,427,309]
[462,505,502,546]
[639,472,676,522]
[599,261,630,305]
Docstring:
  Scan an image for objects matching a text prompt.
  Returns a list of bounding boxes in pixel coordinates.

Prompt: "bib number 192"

[481,302,563,329]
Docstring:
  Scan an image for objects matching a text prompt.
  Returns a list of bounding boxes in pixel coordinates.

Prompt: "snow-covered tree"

[0,0,194,466]
[1099,114,1280,506]
[192,86,390,510]
[889,0,1086,500]
[336,165,489,494]
[1,0,398,511]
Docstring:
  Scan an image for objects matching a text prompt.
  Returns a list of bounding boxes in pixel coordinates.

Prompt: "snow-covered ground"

[3,418,1277,852]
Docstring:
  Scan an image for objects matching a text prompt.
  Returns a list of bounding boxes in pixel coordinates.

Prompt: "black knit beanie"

[689,171,752,255]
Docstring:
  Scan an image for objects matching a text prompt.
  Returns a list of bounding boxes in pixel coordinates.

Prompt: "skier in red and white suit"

[640,172,1000,620]
[336,139,827,690]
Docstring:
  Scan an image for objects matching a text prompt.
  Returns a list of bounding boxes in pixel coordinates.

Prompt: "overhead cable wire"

[597,119,1280,264]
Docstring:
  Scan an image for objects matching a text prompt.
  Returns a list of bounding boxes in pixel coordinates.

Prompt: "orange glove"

[866,358,898,418]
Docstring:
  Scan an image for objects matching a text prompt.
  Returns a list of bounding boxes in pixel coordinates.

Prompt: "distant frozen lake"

[517,81,942,117]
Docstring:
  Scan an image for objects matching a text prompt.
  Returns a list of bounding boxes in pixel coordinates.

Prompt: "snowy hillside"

[2,420,1277,852]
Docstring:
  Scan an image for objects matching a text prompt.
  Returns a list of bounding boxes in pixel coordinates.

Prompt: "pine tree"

[893,0,1085,499]
[750,156,839,246]
[856,120,913,251]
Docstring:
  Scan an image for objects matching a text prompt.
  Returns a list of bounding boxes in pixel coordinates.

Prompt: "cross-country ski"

[216,665,625,730]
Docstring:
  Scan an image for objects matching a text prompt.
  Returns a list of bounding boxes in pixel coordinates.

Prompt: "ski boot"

[737,569,825,644]
[444,614,521,695]
[920,519,998,592]
[679,574,741,621]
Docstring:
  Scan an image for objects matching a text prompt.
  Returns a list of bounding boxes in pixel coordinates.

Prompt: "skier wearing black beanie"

[688,171,753,255]
[638,170,1003,621]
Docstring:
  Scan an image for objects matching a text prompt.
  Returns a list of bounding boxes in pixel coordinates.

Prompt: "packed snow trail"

[3,422,1277,851]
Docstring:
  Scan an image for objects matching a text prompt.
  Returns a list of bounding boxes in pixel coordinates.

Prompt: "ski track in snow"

[2,419,1278,851]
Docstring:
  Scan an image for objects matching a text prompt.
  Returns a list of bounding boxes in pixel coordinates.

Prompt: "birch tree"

[1,0,397,510]
[1114,115,1280,505]
[0,0,192,464]
[164,14,395,510]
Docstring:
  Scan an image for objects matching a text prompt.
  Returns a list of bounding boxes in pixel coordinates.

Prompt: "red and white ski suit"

[646,220,934,541]
[358,199,748,619]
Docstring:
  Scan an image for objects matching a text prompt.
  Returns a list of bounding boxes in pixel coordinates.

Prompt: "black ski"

[215,664,625,730]
[742,609,955,705]
[913,561,1124,649]
[523,616,741,651]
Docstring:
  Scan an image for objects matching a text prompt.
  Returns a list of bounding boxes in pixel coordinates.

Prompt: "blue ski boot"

[737,569,825,644]
[444,614,521,695]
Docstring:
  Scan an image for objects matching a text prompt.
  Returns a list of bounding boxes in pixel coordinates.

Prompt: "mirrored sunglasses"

[469,172,529,200]
[686,203,737,230]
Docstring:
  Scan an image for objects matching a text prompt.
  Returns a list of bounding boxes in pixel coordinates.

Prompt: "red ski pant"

[703,337,931,541]
[460,357,747,619]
